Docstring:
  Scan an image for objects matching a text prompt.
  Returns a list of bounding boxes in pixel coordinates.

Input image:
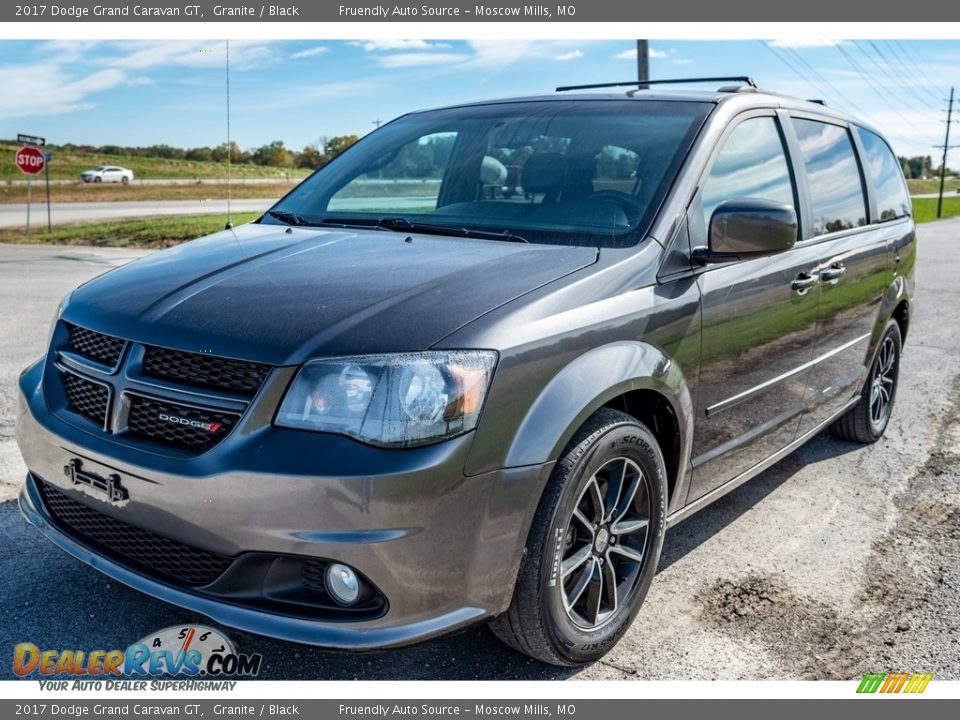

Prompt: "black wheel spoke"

[584,561,604,625]
[609,542,645,564]
[559,455,652,630]
[565,560,594,610]
[562,545,592,578]
[611,517,648,535]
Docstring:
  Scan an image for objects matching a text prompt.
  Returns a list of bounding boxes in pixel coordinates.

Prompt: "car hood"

[65,222,597,365]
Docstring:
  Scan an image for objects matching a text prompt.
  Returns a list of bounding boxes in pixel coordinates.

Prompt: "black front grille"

[37,478,233,587]
[142,346,271,396]
[66,324,126,367]
[126,394,238,450]
[61,372,109,426]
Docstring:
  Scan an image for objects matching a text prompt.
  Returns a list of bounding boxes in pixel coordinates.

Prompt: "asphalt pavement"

[1,221,958,680]
[0,199,274,228]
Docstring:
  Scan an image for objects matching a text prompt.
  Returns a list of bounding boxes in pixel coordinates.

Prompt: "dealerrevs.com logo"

[14,625,262,689]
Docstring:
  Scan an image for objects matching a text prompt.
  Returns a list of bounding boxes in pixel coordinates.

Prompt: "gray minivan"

[17,78,915,666]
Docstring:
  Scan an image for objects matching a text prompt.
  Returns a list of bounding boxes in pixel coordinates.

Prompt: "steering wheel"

[586,190,644,224]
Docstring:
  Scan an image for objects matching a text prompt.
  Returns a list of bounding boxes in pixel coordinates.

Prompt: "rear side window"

[702,116,795,229]
[857,128,911,222]
[791,118,867,236]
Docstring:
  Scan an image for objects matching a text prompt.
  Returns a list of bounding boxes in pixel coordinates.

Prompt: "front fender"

[503,341,694,482]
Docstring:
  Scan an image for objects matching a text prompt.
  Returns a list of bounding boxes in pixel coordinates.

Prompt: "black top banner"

[2,0,950,22]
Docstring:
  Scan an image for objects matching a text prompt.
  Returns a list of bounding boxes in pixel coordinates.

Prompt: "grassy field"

[0,142,309,183]
[906,177,960,195]
[911,196,960,223]
[0,182,296,204]
[0,213,260,248]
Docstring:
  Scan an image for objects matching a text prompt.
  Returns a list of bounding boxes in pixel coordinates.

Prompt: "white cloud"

[553,50,584,61]
[0,64,127,119]
[352,40,451,52]
[291,45,329,60]
[377,52,472,68]
[615,47,667,60]
[672,58,695,65]
[768,39,845,48]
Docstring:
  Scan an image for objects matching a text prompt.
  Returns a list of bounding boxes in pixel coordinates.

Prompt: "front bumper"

[16,360,552,649]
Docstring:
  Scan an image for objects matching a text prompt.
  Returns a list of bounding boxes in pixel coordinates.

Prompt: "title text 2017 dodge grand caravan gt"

[16,78,915,666]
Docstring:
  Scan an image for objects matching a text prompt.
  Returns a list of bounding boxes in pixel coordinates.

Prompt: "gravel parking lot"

[1,222,958,680]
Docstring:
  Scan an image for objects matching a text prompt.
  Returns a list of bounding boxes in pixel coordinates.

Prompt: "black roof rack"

[556,76,757,92]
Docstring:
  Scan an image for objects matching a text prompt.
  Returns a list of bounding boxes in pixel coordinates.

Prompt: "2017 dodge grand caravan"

[16,78,916,666]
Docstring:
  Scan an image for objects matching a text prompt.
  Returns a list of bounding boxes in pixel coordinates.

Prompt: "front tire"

[490,408,668,666]
[829,319,902,443]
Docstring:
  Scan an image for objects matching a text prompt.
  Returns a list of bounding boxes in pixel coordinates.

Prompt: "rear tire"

[121,176,129,185]
[829,319,902,443]
[490,408,668,666]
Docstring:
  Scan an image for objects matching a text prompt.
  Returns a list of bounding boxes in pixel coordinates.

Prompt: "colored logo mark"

[857,672,933,694]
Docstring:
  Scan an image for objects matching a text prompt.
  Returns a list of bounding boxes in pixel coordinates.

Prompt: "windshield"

[266,99,711,247]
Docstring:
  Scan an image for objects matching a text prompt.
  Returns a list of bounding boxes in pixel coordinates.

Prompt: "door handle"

[820,263,847,281]
[791,272,819,294]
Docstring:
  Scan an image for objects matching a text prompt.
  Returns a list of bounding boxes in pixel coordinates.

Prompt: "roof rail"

[556,77,757,92]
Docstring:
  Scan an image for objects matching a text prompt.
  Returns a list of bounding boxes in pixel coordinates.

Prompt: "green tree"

[324,135,359,158]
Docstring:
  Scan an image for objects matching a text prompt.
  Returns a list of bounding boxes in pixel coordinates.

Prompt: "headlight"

[275,351,498,447]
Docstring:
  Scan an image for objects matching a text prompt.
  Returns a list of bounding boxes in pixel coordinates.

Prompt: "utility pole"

[372,119,383,129]
[937,87,956,219]
[636,40,649,89]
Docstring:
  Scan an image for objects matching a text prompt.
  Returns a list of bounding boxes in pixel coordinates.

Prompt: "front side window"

[792,118,867,235]
[701,116,795,230]
[269,100,711,247]
[856,127,911,222]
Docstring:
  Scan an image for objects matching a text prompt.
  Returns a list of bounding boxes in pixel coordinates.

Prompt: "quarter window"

[702,117,795,230]
[792,118,867,235]
[857,128,911,222]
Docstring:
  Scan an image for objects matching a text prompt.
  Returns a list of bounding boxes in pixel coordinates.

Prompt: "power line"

[881,41,941,103]
[857,40,936,108]
[834,43,940,144]
[759,41,933,151]
[894,41,942,90]
[759,41,856,115]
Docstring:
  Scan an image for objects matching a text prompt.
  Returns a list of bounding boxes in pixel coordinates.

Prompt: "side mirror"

[694,198,798,264]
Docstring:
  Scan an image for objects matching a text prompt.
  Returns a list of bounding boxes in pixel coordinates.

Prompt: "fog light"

[325,563,360,605]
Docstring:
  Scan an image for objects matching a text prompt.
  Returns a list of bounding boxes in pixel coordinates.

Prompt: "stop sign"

[15,146,45,175]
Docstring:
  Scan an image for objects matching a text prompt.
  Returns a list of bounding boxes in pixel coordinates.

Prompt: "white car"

[80,166,134,184]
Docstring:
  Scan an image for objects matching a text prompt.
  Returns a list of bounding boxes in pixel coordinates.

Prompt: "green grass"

[907,177,960,195]
[0,142,309,183]
[911,196,960,223]
[0,213,259,248]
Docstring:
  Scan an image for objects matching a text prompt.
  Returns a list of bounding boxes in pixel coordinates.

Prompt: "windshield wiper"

[323,216,528,243]
[265,209,310,226]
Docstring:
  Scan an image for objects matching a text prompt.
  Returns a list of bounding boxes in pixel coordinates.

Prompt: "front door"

[688,113,821,501]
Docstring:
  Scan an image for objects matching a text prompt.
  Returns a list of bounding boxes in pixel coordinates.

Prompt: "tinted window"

[792,118,867,235]
[857,128,911,222]
[702,117,795,229]
[269,100,711,248]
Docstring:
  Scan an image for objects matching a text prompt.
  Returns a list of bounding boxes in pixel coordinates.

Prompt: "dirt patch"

[696,375,960,679]
[698,573,863,678]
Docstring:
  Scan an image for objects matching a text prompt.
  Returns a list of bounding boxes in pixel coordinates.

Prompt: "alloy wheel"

[559,457,651,629]
[869,335,897,431]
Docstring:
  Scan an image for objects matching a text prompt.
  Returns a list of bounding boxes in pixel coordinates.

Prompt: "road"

[1,221,958,680]
[0,197,439,227]
[0,199,274,228]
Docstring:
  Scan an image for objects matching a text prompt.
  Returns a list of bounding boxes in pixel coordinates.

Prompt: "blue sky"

[0,39,955,160]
